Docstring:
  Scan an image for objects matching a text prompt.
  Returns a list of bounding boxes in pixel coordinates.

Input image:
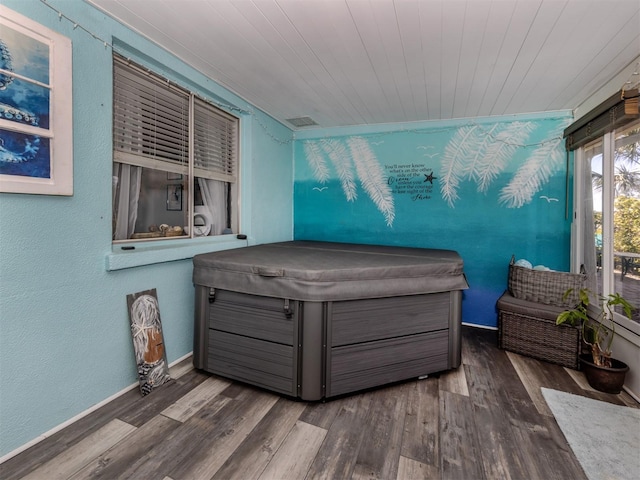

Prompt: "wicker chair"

[496,258,586,370]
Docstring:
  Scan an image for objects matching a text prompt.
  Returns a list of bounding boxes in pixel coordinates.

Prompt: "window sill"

[614,319,640,345]
[106,235,249,271]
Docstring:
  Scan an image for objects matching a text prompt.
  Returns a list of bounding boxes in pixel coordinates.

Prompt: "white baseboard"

[623,386,640,404]
[0,352,194,464]
[462,322,498,331]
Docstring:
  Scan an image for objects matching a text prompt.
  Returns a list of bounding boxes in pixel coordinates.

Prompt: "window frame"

[111,54,240,244]
[0,5,73,196]
[573,121,640,339]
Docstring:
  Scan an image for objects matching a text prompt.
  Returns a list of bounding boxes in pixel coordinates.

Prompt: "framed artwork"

[0,6,73,195]
[166,184,182,211]
[126,289,171,396]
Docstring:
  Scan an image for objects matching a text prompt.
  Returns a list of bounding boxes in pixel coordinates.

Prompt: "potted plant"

[556,288,636,394]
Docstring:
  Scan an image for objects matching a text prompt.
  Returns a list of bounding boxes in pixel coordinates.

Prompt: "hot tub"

[193,241,468,400]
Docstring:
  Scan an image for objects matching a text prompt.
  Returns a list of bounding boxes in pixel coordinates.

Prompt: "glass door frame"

[572,123,640,339]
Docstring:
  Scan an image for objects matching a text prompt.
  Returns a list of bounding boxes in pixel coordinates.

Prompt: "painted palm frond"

[304,140,330,184]
[475,122,534,192]
[461,124,499,181]
[348,137,395,226]
[321,139,358,201]
[439,125,485,207]
[499,137,564,208]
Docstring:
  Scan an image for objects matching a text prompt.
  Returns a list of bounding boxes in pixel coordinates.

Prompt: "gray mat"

[542,388,640,480]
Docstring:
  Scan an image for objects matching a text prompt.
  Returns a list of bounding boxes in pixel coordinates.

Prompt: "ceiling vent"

[285,116,318,128]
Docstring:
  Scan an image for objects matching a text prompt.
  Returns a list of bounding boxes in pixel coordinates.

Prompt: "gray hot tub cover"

[193,241,469,302]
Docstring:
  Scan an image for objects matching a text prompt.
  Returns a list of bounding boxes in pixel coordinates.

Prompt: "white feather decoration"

[348,137,395,226]
[439,125,485,207]
[499,137,564,208]
[460,124,499,181]
[304,140,330,184]
[475,122,534,192]
[321,139,358,201]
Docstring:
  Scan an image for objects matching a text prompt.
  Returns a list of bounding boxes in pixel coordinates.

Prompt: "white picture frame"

[0,5,73,195]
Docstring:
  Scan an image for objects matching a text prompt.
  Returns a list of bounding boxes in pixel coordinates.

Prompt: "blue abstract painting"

[0,23,51,178]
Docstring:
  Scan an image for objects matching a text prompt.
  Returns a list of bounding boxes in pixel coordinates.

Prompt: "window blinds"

[564,89,639,151]
[113,55,238,183]
[194,98,237,183]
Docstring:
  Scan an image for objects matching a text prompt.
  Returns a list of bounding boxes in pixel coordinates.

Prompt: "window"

[112,55,238,242]
[579,121,640,331]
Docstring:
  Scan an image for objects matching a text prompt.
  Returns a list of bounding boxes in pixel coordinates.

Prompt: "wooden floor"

[2,327,638,480]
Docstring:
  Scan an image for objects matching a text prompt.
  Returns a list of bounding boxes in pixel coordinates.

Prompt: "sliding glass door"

[580,121,640,333]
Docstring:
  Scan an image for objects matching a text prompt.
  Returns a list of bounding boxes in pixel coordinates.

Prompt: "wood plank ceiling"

[87,0,640,129]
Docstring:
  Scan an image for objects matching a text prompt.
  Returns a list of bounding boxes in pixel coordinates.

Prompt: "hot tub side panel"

[324,292,456,398]
[449,290,463,369]
[193,285,208,370]
[194,287,463,400]
[195,288,300,397]
[298,301,326,401]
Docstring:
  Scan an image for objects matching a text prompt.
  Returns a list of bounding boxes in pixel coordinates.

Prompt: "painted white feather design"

[460,124,499,181]
[439,125,484,207]
[348,137,395,227]
[321,139,358,201]
[499,137,564,208]
[304,140,330,184]
[475,122,534,193]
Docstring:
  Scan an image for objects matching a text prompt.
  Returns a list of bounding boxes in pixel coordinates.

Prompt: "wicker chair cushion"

[496,291,566,321]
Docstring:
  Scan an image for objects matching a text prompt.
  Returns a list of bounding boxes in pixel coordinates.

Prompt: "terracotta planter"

[579,353,629,394]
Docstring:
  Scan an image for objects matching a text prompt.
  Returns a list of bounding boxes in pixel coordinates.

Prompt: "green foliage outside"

[614,196,640,254]
[592,127,640,257]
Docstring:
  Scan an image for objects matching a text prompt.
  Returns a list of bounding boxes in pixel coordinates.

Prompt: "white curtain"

[197,178,227,235]
[113,163,142,240]
[581,158,598,291]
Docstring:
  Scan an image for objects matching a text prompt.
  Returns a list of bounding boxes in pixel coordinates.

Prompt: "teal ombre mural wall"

[294,112,573,327]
